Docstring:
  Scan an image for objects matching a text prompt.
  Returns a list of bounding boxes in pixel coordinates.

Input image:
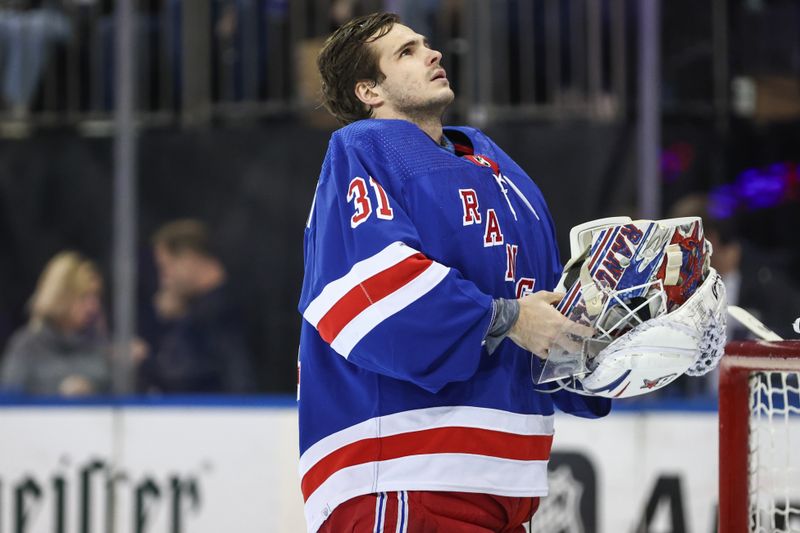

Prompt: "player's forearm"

[484,298,520,354]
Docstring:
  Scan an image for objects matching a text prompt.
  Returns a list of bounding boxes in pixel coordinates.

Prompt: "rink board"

[0,398,796,532]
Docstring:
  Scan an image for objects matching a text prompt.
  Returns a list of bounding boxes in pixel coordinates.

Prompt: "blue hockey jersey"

[298,119,610,532]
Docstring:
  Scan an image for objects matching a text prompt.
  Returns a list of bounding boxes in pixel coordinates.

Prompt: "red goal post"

[719,340,800,533]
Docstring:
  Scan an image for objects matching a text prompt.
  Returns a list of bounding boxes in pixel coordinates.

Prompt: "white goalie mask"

[536,216,727,398]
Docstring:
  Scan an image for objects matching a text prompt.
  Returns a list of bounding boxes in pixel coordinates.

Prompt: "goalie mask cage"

[719,340,800,533]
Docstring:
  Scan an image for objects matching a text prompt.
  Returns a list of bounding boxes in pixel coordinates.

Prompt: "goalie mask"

[535,216,727,398]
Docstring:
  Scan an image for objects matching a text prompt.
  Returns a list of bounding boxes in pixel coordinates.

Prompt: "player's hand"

[507,291,595,359]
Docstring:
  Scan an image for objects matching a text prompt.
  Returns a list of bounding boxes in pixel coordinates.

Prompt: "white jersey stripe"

[299,406,554,476]
[502,174,540,221]
[306,183,319,228]
[304,242,418,326]
[304,455,549,533]
[330,261,449,357]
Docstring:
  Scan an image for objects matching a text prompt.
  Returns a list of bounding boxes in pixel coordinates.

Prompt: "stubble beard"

[388,85,455,125]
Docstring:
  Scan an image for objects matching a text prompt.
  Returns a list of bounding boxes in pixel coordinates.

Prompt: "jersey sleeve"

[551,388,611,418]
[299,136,494,394]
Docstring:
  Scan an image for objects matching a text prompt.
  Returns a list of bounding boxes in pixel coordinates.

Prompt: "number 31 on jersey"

[347,176,394,228]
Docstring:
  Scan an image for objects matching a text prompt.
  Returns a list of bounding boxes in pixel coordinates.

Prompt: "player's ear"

[355,80,383,109]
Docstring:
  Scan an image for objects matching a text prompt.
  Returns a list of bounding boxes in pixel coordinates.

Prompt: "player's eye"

[400,48,411,57]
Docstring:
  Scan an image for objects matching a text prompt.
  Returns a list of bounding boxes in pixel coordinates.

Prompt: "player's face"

[368,23,454,119]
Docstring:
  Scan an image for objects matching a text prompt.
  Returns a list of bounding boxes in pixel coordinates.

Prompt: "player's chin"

[434,87,455,106]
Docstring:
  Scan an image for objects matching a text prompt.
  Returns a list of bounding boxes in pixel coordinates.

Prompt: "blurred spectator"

[210,0,290,104]
[329,0,385,27]
[0,251,110,396]
[649,194,800,399]
[97,0,181,112]
[138,219,255,393]
[396,0,443,49]
[0,0,70,118]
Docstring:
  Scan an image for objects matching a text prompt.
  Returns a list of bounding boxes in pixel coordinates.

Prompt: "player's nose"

[426,47,442,66]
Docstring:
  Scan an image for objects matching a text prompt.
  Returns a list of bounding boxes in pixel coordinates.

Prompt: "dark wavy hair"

[317,12,400,125]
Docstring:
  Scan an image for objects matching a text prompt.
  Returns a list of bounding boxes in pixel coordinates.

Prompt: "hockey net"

[720,340,800,533]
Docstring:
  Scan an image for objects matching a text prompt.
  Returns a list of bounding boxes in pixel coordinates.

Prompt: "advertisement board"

[0,401,304,533]
[0,400,731,533]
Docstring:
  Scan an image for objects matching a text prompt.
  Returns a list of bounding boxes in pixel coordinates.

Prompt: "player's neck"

[375,109,444,145]
[400,110,444,144]
[414,118,444,145]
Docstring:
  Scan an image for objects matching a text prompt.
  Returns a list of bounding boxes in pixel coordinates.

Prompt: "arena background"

[0,0,798,531]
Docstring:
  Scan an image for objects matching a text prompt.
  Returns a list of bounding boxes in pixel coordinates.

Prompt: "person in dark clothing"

[663,194,800,398]
[670,194,800,340]
[138,219,254,393]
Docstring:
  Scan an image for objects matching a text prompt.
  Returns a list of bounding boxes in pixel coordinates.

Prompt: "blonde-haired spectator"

[0,251,110,396]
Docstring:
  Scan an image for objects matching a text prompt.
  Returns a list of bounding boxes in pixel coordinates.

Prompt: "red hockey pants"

[318,491,540,532]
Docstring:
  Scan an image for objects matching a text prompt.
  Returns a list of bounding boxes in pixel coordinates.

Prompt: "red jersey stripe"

[316,253,432,343]
[301,427,554,500]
